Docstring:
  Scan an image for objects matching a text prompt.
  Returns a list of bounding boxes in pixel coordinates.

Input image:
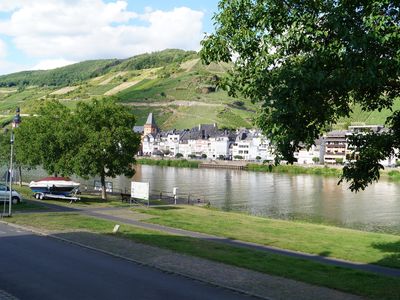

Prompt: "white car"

[0,184,22,204]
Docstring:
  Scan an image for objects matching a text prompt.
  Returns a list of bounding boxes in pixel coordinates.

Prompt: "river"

[8,164,400,233]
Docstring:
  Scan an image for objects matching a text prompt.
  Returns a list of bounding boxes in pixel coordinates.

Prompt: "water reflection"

[7,165,400,231]
[131,165,400,231]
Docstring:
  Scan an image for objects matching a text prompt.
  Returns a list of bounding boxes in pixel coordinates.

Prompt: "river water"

[9,165,400,232]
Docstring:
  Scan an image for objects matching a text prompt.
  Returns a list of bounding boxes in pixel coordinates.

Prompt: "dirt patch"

[180,58,200,72]
[99,71,128,85]
[125,100,222,107]
[50,86,78,95]
[104,80,142,96]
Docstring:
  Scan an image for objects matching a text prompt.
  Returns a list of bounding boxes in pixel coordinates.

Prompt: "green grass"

[247,163,343,177]
[86,84,118,95]
[134,205,400,269]
[129,106,174,130]
[5,211,400,300]
[0,201,46,212]
[387,170,400,181]
[136,158,199,168]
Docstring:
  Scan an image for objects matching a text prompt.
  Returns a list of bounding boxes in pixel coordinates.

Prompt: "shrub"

[335,158,344,165]
[175,153,183,158]
[312,157,320,164]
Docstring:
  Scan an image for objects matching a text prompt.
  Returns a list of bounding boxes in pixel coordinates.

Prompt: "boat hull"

[29,177,80,196]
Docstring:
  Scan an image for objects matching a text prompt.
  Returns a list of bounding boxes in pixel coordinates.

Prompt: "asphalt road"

[0,223,254,300]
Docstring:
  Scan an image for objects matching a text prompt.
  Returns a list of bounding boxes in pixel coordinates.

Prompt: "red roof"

[35,177,72,182]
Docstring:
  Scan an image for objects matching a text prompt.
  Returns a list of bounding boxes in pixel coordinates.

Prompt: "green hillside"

[0,48,394,130]
[0,49,255,130]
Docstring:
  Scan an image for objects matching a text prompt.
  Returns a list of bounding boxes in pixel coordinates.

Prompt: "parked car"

[0,184,22,204]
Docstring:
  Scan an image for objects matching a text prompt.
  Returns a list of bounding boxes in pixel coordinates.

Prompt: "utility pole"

[8,107,21,217]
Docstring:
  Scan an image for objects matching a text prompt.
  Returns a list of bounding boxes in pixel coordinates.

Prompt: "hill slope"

[0,49,394,130]
[0,49,256,130]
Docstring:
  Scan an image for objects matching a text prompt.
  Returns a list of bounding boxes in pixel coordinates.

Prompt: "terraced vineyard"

[0,48,395,130]
[0,49,256,130]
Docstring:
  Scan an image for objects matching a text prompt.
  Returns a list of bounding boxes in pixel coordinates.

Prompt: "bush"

[234,155,243,160]
[137,158,199,168]
[312,157,320,164]
[175,153,183,158]
[335,158,344,165]
[188,154,197,159]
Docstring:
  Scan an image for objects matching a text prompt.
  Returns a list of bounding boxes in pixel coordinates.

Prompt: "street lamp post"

[8,107,21,217]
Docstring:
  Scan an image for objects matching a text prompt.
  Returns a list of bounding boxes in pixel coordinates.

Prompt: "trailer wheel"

[39,193,44,200]
[34,193,40,199]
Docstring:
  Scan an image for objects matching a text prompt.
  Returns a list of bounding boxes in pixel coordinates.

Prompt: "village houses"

[134,113,396,166]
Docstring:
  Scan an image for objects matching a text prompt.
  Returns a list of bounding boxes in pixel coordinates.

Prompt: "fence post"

[187,193,190,204]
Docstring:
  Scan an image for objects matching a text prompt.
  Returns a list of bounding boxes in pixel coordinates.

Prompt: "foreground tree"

[201,0,400,191]
[15,100,73,176]
[15,98,140,199]
[71,98,141,200]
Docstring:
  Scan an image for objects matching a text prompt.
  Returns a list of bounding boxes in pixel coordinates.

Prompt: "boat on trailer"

[29,177,80,200]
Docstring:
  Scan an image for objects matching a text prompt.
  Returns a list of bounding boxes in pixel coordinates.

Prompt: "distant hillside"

[0,48,394,131]
[0,49,256,130]
[0,59,118,87]
[0,49,196,88]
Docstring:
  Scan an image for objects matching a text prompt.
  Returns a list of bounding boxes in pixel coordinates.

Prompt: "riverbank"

[5,204,400,299]
[136,157,400,181]
[136,157,200,168]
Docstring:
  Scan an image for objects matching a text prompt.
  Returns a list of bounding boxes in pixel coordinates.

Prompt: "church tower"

[143,113,158,135]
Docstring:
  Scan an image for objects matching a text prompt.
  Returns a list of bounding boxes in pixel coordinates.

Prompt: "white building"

[231,130,274,161]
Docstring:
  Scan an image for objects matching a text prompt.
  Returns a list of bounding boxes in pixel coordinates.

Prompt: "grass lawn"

[5,212,400,300]
[133,206,400,269]
[0,201,46,212]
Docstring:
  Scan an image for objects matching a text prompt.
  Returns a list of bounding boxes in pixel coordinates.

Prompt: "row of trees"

[13,98,140,199]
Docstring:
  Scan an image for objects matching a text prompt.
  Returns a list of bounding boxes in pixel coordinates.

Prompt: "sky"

[0,0,219,75]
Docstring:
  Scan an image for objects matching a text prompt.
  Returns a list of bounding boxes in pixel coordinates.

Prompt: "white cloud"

[30,58,76,70]
[0,39,7,58]
[0,0,204,65]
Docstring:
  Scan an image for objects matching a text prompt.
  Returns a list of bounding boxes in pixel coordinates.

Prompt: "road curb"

[0,220,269,300]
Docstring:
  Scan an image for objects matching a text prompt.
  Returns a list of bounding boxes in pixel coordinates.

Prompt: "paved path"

[0,222,254,300]
[23,200,400,278]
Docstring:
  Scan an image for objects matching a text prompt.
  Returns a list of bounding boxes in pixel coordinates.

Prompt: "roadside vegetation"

[6,211,400,299]
[136,158,199,168]
[247,163,343,177]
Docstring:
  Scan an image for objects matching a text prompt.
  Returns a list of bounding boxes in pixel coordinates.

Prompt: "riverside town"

[0,1,399,300]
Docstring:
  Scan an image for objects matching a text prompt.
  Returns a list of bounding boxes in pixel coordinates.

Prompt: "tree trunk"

[18,166,22,186]
[100,172,107,201]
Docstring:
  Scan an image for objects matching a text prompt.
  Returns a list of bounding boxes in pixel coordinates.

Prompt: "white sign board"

[131,181,150,200]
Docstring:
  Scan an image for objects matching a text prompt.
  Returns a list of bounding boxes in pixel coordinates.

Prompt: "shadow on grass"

[318,251,332,257]
[0,201,47,212]
[151,206,183,211]
[372,240,400,269]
